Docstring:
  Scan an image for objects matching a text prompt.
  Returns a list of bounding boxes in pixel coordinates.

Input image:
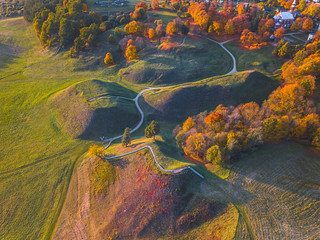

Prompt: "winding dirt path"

[207,38,238,75]
[89,37,240,179]
[89,86,204,178]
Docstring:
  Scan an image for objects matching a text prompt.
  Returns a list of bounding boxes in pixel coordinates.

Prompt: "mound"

[119,37,232,85]
[50,80,139,139]
[54,150,239,239]
[141,71,278,121]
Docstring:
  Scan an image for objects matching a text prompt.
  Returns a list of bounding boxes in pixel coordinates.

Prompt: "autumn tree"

[274,27,285,40]
[278,42,292,58]
[124,20,144,35]
[302,17,313,33]
[145,120,160,140]
[104,52,114,65]
[135,1,147,12]
[166,21,177,35]
[207,145,222,165]
[296,0,306,11]
[290,18,302,32]
[240,29,260,48]
[237,2,245,15]
[258,18,274,35]
[212,21,223,35]
[125,45,138,60]
[89,145,104,158]
[302,3,320,18]
[183,117,195,131]
[184,133,206,159]
[151,0,159,10]
[122,127,131,147]
[148,28,156,39]
[224,19,235,35]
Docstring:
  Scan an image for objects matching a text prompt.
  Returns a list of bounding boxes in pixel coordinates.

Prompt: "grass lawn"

[224,41,285,75]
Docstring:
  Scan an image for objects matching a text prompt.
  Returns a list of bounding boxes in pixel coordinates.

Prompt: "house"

[273,0,297,29]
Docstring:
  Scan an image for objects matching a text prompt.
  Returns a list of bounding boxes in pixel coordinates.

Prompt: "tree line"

[174,36,320,165]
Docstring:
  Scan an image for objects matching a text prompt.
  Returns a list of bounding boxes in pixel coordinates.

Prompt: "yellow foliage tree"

[125,45,138,60]
[182,117,195,131]
[104,52,114,65]
[224,19,235,35]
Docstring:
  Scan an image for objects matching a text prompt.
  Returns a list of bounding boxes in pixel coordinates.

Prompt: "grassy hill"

[53,150,239,240]
[119,37,233,85]
[50,79,139,139]
[141,71,278,122]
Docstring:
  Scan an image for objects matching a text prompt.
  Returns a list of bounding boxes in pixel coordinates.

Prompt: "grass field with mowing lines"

[228,142,320,239]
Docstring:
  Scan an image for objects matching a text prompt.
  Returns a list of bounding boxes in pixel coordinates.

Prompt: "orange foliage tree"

[148,28,156,39]
[135,1,147,12]
[302,17,313,32]
[274,27,285,40]
[237,2,245,15]
[151,0,159,10]
[166,21,177,35]
[240,29,260,48]
[290,18,302,32]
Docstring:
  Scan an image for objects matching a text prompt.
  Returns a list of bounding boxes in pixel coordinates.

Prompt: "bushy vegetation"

[0,0,24,19]
[89,157,116,196]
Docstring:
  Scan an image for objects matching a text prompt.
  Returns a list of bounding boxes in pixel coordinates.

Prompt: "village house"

[273,0,297,29]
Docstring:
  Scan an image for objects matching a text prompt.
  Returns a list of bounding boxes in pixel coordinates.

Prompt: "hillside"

[50,79,140,139]
[141,71,278,121]
[53,150,239,239]
[119,37,233,85]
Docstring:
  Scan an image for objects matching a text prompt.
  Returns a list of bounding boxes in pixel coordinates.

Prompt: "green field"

[1,10,319,240]
[224,41,285,75]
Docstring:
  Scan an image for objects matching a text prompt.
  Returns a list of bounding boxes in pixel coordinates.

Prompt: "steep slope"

[141,71,278,121]
[53,150,239,240]
[50,79,139,139]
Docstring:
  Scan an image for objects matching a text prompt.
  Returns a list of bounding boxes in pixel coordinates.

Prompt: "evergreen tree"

[122,127,131,147]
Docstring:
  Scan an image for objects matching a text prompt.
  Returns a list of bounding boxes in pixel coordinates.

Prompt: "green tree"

[263,117,278,140]
[59,17,74,47]
[122,128,131,147]
[145,120,160,140]
[207,145,222,165]
[108,34,116,44]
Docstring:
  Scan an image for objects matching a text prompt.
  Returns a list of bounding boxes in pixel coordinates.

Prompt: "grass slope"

[119,37,233,85]
[50,79,140,139]
[141,71,278,122]
[225,41,285,75]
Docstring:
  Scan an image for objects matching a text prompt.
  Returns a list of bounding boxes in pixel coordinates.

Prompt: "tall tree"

[145,120,160,140]
[122,127,131,147]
